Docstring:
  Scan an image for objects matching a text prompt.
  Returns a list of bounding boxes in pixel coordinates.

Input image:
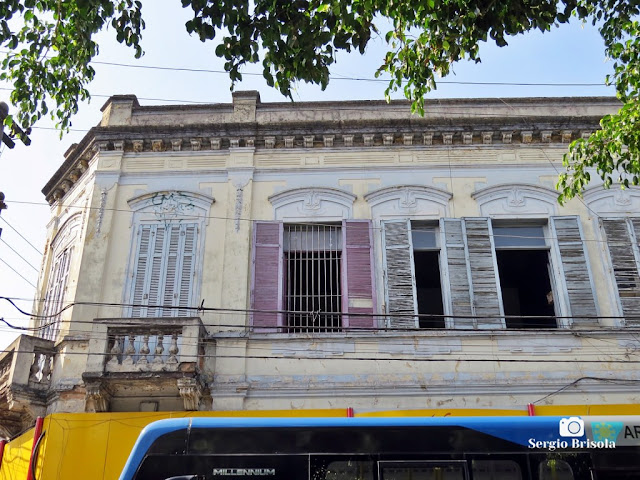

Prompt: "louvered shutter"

[146,225,167,317]
[550,216,598,326]
[601,218,640,325]
[342,220,376,329]
[441,219,473,328]
[464,218,503,328]
[131,223,198,318]
[42,247,72,340]
[162,225,181,316]
[177,224,197,316]
[382,219,417,328]
[131,225,152,317]
[251,221,283,330]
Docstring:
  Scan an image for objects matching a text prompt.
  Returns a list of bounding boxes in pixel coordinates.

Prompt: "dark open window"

[493,226,556,328]
[411,226,445,328]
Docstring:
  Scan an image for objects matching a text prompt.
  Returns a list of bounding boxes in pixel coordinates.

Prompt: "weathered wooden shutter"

[601,218,640,325]
[382,219,417,328]
[131,223,198,318]
[464,218,503,328]
[342,220,376,329]
[441,218,473,328]
[177,224,197,316]
[146,224,166,317]
[131,225,153,317]
[162,225,181,316]
[550,216,598,326]
[251,221,283,330]
[43,247,72,340]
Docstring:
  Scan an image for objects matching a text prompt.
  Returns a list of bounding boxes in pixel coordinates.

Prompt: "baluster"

[153,334,165,364]
[123,334,136,365]
[138,334,150,365]
[29,353,41,382]
[41,353,52,383]
[110,336,123,364]
[167,333,179,364]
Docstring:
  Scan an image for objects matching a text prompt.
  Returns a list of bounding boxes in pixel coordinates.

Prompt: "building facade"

[1,92,639,437]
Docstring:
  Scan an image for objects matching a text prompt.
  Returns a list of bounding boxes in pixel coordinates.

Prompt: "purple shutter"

[342,220,376,329]
[251,221,283,331]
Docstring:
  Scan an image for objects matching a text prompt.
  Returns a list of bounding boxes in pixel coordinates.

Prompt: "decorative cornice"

[43,95,619,205]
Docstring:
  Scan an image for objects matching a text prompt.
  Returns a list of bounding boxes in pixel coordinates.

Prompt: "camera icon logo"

[559,417,584,437]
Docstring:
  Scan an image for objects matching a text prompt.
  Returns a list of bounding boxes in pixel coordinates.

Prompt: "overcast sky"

[0,1,616,349]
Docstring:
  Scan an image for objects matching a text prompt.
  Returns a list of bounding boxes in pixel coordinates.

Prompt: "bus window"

[538,459,574,480]
[472,460,522,480]
[319,460,374,480]
[379,461,467,480]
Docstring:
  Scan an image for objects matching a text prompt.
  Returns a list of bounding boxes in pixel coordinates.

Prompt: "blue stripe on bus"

[119,416,572,480]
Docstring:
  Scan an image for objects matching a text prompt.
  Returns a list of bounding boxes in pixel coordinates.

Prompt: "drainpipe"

[26,416,44,480]
[527,403,536,416]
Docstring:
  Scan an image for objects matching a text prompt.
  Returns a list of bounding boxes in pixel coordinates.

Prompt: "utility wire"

[0,50,609,87]
[0,237,40,273]
[0,216,43,255]
[0,258,37,289]
[7,198,634,249]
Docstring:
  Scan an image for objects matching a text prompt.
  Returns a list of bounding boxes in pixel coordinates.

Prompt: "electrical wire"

[0,257,37,289]
[5,198,635,248]
[0,237,40,273]
[0,216,44,255]
[0,50,610,88]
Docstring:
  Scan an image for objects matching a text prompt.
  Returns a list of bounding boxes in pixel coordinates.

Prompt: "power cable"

[0,257,37,289]
[4,199,631,247]
[0,216,43,255]
[0,345,638,364]
[0,50,609,87]
[0,237,40,273]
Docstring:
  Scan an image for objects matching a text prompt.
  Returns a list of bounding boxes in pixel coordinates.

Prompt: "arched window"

[41,213,82,340]
[126,191,214,317]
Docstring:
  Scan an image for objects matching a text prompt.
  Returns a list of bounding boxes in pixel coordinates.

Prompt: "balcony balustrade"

[0,335,55,437]
[83,317,207,412]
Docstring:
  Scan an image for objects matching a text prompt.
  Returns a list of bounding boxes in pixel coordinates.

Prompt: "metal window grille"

[284,224,342,332]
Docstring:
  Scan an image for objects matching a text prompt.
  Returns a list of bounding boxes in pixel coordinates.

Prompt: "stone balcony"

[0,335,55,437]
[83,317,208,412]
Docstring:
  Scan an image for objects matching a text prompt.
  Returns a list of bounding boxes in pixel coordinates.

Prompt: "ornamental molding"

[582,185,640,215]
[269,187,356,221]
[127,190,215,224]
[365,185,452,218]
[50,212,82,252]
[472,183,559,217]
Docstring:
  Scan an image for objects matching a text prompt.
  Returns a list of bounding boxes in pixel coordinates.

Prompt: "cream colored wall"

[38,135,638,413]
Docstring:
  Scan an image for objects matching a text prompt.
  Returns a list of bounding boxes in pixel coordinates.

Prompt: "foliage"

[557,17,640,203]
[0,0,639,199]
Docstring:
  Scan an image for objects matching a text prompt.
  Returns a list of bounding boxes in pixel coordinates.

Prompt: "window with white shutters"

[42,247,72,340]
[601,217,640,325]
[130,222,198,317]
[251,220,375,332]
[40,213,82,341]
